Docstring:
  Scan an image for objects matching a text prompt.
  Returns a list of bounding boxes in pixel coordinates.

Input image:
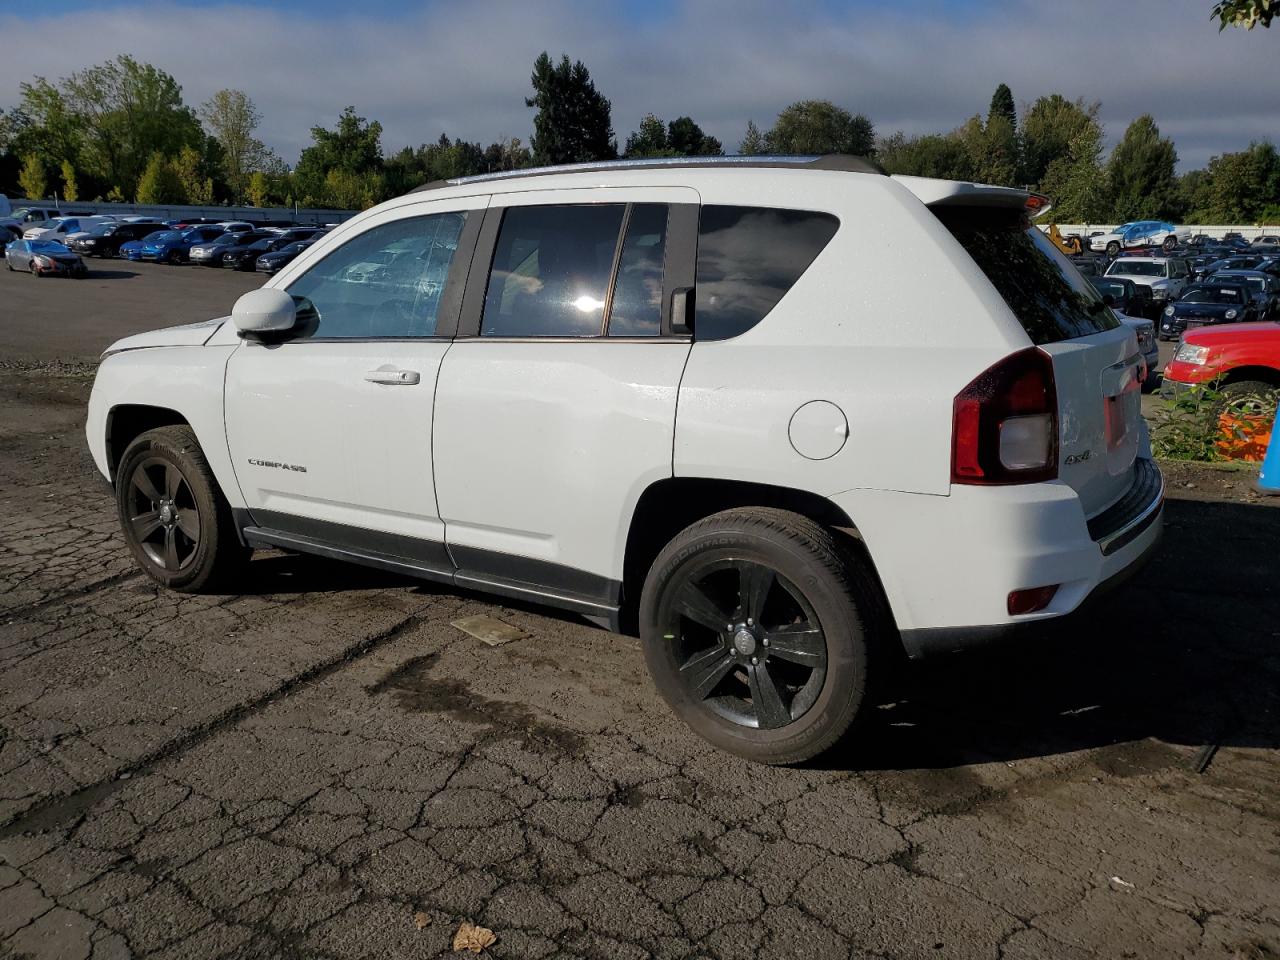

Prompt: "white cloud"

[1,0,1276,170]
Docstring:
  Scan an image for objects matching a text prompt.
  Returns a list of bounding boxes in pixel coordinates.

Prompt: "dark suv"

[67,222,164,258]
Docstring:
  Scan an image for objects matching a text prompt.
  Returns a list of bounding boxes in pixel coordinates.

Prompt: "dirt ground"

[1,264,1278,960]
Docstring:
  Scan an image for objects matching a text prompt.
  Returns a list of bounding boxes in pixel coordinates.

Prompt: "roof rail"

[409,153,884,193]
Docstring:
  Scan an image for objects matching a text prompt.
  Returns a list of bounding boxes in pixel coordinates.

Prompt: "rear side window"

[694,206,838,341]
[482,205,625,337]
[937,208,1119,345]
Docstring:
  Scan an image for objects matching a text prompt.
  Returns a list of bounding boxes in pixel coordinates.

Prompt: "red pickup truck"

[1162,322,1280,408]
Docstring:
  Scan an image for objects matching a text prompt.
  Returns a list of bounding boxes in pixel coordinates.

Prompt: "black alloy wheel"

[124,456,202,573]
[641,508,883,764]
[661,558,827,731]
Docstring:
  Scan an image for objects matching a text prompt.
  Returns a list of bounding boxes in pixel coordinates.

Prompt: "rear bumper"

[830,459,1165,659]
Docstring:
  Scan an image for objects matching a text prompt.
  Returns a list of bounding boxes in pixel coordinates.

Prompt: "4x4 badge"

[1064,450,1092,466]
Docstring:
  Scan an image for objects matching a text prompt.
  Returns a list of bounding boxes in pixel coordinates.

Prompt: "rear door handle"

[364,368,420,385]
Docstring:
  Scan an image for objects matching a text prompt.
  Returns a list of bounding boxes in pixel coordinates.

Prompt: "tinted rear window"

[937,208,1118,344]
[695,206,839,341]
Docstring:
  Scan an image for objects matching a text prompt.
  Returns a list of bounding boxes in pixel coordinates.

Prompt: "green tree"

[135,153,185,204]
[247,170,270,207]
[738,120,767,155]
[525,52,616,165]
[877,131,974,180]
[624,113,673,157]
[666,117,722,156]
[62,55,204,198]
[988,83,1017,130]
[1040,118,1111,223]
[1108,115,1179,220]
[1021,95,1099,187]
[12,80,81,179]
[764,100,875,156]
[1201,141,1280,221]
[172,145,213,204]
[956,113,1019,186]
[18,154,48,199]
[200,89,271,203]
[482,137,532,173]
[59,159,78,200]
[1212,0,1275,29]
[294,106,384,205]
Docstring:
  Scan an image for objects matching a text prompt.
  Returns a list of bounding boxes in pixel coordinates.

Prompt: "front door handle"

[365,368,420,385]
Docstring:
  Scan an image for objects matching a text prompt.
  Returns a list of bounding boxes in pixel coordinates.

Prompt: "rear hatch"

[923,190,1143,519]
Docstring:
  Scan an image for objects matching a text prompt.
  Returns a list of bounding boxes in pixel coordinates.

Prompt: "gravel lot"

[1,263,1278,960]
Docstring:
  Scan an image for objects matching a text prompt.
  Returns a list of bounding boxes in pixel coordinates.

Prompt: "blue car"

[125,226,225,264]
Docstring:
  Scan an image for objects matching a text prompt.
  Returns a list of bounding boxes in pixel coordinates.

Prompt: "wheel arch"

[1220,365,1280,388]
[619,476,895,636]
[106,404,191,481]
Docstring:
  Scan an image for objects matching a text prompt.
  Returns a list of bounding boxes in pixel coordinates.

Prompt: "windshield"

[29,240,70,253]
[279,242,307,255]
[936,207,1119,344]
[87,223,115,236]
[1182,287,1245,304]
[247,239,275,251]
[1108,260,1167,277]
[148,231,179,243]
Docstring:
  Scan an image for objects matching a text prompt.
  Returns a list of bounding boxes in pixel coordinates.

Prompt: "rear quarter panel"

[674,173,1029,499]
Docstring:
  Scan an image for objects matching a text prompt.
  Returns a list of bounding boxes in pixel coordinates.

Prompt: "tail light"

[952,348,1058,484]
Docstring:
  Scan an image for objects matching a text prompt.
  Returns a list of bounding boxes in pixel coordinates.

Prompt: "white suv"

[86,157,1164,763]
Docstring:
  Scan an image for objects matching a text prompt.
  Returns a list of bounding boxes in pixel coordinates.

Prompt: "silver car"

[4,238,87,277]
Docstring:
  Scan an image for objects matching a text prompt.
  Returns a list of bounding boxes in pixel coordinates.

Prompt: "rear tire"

[1162,236,1177,253]
[115,426,249,593]
[640,507,886,765]
[1106,241,1120,257]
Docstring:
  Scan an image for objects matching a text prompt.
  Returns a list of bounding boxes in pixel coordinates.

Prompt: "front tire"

[640,508,884,765]
[115,426,248,592]
[1106,241,1120,257]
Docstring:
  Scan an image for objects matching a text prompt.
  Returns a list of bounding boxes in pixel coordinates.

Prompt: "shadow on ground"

[841,497,1280,771]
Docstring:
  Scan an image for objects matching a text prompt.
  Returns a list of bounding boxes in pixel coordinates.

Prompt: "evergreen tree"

[739,120,767,156]
[624,114,672,157]
[988,83,1017,130]
[1107,115,1179,220]
[1040,119,1111,222]
[525,52,616,165]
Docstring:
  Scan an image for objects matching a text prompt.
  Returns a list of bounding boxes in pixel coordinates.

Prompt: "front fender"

[87,345,245,509]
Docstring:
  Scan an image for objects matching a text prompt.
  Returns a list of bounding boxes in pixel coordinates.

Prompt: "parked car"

[221,234,305,270]
[0,205,64,235]
[189,230,275,267]
[85,158,1164,764]
[1252,234,1280,246]
[1204,270,1280,320]
[255,239,318,274]
[0,223,20,254]
[1089,220,1190,256]
[1199,255,1270,277]
[1103,256,1192,303]
[1162,322,1280,413]
[23,216,114,242]
[124,226,226,264]
[67,221,166,258]
[1159,282,1259,340]
[4,238,87,277]
[118,231,170,260]
[1090,275,1157,318]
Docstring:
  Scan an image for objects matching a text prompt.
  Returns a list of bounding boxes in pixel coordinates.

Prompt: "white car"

[1089,220,1191,256]
[1104,256,1193,302]
[24,215,114,242]
[86,157,1163,764]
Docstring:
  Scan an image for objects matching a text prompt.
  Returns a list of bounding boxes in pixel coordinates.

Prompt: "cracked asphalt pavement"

[2,264,1279,959]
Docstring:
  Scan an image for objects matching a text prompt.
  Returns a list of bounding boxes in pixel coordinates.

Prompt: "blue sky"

[2,0,1277,172]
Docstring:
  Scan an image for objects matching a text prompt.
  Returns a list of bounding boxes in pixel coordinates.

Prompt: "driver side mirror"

[232,288,297,338]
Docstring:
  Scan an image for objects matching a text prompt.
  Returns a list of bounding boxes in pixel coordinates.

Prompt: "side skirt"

[235,510,622,630]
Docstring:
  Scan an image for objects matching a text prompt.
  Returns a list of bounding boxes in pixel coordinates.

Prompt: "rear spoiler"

[892,176,1052,218]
